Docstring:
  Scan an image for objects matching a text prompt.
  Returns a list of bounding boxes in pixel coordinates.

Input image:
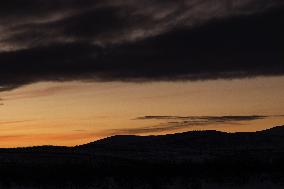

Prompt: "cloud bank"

[0,0,284,90]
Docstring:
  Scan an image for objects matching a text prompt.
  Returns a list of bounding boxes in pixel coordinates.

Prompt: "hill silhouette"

[1,126,284,188]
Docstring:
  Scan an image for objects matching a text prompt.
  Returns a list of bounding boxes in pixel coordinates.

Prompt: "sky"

[0,0,284,147]
[1,77,284,147]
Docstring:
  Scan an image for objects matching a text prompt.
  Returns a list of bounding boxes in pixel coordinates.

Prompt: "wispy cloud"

[135,115,268,122]
[1,84,81,101]
[105,115,282,135]
[1,0,280,51]
[0,119,36,126]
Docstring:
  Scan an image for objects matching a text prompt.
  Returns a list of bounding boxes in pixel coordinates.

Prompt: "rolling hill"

[1,126,284,188]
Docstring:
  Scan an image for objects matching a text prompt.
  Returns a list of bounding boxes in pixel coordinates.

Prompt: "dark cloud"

[2,0,283,48]
[135,115,268,121]
[0,0,284,91]
[109,115,279,135]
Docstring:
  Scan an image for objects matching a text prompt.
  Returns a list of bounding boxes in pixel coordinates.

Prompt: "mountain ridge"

[80,125,284,147]
[1,125,284,187]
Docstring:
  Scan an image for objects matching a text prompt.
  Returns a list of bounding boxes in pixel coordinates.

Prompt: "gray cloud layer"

[0,0,284,91]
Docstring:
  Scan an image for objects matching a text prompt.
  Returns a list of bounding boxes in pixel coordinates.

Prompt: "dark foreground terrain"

[1,126,284,188]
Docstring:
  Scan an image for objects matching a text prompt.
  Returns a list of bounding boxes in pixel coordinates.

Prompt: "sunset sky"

[1,77,284,147]
[0,0,284,147]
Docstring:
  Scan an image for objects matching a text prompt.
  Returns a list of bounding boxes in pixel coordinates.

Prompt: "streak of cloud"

[0,119,36,126]
[106,115,282,135]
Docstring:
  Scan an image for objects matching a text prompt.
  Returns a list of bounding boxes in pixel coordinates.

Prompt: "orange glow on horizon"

[1,76,284,148]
